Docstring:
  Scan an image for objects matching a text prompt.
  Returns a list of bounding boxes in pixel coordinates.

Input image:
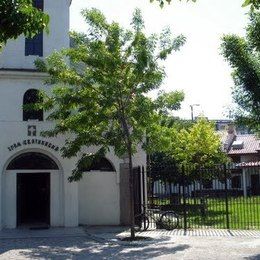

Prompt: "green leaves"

[242,0,252,7]
[156,90,185,114]
[131,8,145,32]
[221,11,260,134]
[0,0,49,50]
[69,147,107,182]
[242,0,260,9]
[81,8,108,40]
[158,28,186,59]
[37,8,185,181]
[167,119,227,169]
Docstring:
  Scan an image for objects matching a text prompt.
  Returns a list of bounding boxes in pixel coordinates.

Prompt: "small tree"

[36,8,185,239]
[167,119,227,174]
[0,0,49,50]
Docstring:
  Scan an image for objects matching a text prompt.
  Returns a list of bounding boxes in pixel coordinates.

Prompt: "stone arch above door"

[7,152,59,170]
[3,148,63,173]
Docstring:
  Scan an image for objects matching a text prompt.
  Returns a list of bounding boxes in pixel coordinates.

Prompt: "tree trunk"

[121,116,135,239]
[127,148,135,239]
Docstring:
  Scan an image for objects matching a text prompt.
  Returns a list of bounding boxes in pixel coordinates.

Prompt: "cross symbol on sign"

[28,125,37,137]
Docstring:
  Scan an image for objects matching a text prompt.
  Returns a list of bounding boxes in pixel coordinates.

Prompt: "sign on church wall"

[7,139,60,152]
[7,125,60,152]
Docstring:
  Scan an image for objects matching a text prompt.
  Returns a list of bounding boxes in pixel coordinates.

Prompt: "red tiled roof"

[228,134,260,155]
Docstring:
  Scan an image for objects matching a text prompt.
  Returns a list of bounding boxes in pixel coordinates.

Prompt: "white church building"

[0,0,146,229]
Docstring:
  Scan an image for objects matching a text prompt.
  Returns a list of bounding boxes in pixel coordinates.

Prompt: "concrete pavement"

[0,226,259,259]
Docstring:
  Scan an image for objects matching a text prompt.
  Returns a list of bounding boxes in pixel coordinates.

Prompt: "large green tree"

[36,8,185,238]
[221,11,260,134]
[0,0,49,50]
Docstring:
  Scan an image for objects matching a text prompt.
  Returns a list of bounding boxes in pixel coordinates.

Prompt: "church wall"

[78,171,120,225]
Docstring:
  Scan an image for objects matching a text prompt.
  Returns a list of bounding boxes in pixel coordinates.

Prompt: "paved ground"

[0,227,259,259]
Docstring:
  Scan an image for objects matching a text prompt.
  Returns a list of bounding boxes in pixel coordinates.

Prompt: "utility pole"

[190,104,200,121]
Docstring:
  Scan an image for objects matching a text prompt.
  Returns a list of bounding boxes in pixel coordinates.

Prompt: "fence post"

[224,164,230,230]
[182,165,187,231]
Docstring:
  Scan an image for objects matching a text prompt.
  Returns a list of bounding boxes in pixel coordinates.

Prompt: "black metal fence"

[146,163,260,230]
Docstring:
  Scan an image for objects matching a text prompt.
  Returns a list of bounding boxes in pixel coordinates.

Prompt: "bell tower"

[0,0,72,122]
[0,0,71,70]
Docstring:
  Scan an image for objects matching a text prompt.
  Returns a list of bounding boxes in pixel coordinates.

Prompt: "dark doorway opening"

[17,173,50,227]
[251,174,260,195]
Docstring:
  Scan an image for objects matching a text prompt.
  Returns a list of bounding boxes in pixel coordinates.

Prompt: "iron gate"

[147,163,260,230]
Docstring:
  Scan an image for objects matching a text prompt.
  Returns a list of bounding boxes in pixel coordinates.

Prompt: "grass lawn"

[150,196,260,230]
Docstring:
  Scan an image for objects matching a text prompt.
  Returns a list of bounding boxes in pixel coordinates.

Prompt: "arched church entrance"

[6,152,59,227]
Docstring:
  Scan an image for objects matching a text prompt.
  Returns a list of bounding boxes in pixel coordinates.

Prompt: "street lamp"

[190,104,200,121]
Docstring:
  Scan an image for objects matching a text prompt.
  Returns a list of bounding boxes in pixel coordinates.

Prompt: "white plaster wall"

[132,144,147,168]
[50,171,64,226]
[2,172,16,228]
[78,171,120,225]
[61,156,79,227]
[0,0,70,70]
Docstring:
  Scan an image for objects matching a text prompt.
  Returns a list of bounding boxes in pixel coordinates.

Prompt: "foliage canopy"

[221,11,260,134]
[36,8,185,181]
[148,118,227,183]
[162,119,227,170]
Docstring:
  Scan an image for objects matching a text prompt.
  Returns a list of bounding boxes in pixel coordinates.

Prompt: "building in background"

[214,119,253,135]
[222,126,260,196]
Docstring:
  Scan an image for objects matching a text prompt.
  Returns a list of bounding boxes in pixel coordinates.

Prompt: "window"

[25,0,44,56]
[7,152,59,170]
[82,157,115,172]
[34,0,44,10]
[23,89,43,121]
[25,33,43,57]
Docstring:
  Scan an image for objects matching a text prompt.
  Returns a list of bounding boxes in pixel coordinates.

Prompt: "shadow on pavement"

[0,235,190,259]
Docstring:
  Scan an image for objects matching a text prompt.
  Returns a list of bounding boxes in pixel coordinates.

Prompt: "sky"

[70,0,250,120]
